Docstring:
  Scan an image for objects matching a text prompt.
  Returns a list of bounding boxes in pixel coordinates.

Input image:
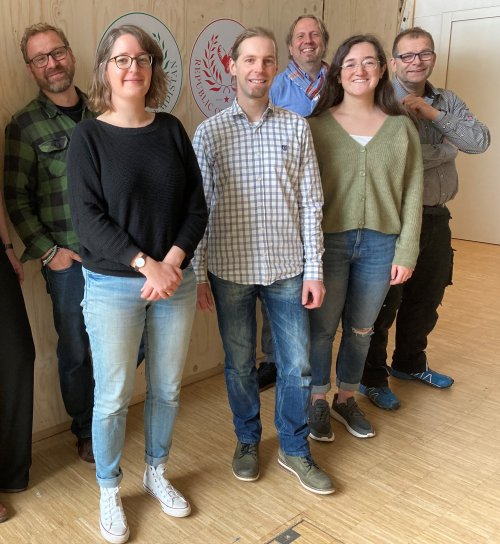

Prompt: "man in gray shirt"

[360,27,490,410]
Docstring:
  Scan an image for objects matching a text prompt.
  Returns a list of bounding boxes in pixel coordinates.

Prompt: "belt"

[423,204,449,216]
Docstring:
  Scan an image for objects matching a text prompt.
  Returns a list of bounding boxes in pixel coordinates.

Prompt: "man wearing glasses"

[360,27,490,409]
[4,23,94,463]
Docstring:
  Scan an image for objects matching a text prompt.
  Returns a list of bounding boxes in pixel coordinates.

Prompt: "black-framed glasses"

[108,54,153,70]
[29,46,68,68]
[395,50,435,63]
[341,58,380,71]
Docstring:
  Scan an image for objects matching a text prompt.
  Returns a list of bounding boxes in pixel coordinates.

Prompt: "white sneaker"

[99,486,129,544]
[143,464,191,518]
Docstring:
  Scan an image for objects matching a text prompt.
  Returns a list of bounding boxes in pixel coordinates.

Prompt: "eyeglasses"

[108,54,153,70]
[395,50,435,63]
[341,58,380,71]
[29,46,68,68]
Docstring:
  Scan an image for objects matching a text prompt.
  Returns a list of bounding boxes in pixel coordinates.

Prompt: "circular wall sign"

[189,19,245,118]
[100,12,182,112]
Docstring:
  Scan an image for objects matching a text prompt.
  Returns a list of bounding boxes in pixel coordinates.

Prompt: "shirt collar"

[37,87,89,118]
[229,98,275,122]
[393,76,441,102]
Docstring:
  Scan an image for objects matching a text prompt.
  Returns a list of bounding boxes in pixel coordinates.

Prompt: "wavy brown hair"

[310,34,408,119]
[88,24,167,113]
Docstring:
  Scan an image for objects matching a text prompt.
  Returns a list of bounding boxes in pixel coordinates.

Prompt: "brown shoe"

[77,437,95,464]
[0,502,8,523]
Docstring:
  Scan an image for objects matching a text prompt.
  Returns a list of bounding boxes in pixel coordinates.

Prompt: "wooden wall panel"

[324,0,400,59]
[0,0,399,438]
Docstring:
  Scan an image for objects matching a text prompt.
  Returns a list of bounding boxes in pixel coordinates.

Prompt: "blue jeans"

[82,267,196,488]
[260,305,274,363]
[309,230,396,394]
[209,272,311,456]
[43,260,93,438]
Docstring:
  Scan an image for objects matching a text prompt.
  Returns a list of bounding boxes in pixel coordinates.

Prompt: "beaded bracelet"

[42,245,59,266]
[3,243,13,251]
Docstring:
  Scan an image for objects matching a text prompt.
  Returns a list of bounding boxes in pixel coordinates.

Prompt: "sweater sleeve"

[67,122,141,267]
[393,118,423,269]
[169,118,208,260]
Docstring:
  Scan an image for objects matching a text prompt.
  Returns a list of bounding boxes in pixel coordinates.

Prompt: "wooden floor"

[2,239,500,544]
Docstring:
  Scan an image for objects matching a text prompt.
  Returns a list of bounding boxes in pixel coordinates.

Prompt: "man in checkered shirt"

[192,27,334,495]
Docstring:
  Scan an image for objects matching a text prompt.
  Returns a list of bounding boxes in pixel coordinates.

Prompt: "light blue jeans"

[209,272,311,456]
[82,267,196,488]
[309,230,396,394]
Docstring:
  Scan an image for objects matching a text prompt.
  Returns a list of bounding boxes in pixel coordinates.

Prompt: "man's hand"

[390,265,413,285]
[6,248,24,284]
[197,282,214,311]
[403,95,441,121]
[47,247,81,271]
[302,280,325,309]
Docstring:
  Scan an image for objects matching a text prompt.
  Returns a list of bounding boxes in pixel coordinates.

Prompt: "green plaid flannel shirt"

[4,88,94,261]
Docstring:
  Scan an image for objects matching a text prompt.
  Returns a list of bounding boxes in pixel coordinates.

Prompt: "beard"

[33,63,75,94]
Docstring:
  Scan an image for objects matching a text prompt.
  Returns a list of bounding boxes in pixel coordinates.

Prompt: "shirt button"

[360,148,365,153]
[360,171,365,176]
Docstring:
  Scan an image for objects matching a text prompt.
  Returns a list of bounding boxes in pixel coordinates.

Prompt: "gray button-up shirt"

[393,77,490,206]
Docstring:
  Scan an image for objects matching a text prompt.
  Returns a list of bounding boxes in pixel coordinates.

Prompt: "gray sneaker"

[278,449,335,495]
[232,441,259,481]
[331,394,375,438]
[308,399,334,442]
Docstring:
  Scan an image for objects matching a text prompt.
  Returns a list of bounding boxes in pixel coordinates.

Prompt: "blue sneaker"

[390,368,454,388]
[359,384,400,410]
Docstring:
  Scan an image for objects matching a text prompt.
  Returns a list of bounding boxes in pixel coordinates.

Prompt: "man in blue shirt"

[258,15,329,391]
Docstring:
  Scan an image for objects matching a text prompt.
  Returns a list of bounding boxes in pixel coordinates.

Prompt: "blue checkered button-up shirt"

[192,99,324,285]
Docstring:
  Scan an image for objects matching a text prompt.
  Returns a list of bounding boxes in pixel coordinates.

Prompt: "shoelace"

[310,401,330,424]
[101,489,126,526]
[301,455,319,470]
[150,468,184,501]
[238,443,258,458]
[343,399,366,418]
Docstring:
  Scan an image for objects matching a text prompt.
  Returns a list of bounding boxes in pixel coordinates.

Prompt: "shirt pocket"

[36,136,69,179]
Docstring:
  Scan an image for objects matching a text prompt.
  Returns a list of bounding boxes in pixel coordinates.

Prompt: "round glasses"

[29,46,68,68]
[395,51,435,63]
[341,58,380,71]
[108,54,153,70]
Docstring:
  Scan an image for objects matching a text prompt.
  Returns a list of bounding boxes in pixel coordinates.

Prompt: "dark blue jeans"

[43,260,93,438]
[362,209,453,387]
[209,272,311,456]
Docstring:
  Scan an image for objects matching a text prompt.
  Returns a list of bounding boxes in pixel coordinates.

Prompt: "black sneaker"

[308,399,334,442]
[257,362,277,391]
[330,395,375,438]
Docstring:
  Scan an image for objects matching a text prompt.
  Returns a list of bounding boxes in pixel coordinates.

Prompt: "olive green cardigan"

[308,112,423,269]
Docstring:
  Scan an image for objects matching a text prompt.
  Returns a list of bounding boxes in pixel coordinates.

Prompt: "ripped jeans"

[309,230,396,394]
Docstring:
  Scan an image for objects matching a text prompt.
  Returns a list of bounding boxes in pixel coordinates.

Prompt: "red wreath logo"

[202,34,236,93]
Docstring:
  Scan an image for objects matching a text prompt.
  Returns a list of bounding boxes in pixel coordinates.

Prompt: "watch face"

[135,257,146,268]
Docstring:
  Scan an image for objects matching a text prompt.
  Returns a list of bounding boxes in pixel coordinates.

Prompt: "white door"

[444,8,500,244]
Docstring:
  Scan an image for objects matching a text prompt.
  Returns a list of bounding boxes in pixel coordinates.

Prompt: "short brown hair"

[20,22,70,64]
[392,27,435,57]
[88,24,167,113]
[230,27,278,61]
[286,15,329,58]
